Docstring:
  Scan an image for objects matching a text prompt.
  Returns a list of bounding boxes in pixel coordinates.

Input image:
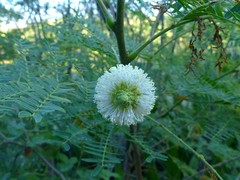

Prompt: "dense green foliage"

[0,0,240,179]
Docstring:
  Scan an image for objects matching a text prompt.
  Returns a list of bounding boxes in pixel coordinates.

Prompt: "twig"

[0,135,66,180]
[144,99,183,142]
[128,19,195,61]
[184,155,240,180]
[153,31,190,56]
[95,0,115,28]
[0,132,25,147]
[214,63,240,81]
[11,149,23,173]
[159,99,183,118]
[33,149,66,180]
[147,116,223,180]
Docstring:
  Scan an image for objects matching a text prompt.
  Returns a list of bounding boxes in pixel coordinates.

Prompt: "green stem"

[128,19,195,61]
[96,0,128,64]
[96,0,115,28]
[147,116,223,180]
[112,0,128,65]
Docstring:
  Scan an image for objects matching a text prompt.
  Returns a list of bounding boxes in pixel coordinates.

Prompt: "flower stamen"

[111,81,141,110]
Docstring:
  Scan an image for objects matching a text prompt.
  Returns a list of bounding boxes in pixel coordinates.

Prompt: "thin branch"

[144,99,183,141]
[214,63,240,81]
[147,116,223,180]
[0,131,7,139]
[184,155,240,180]
[125,12,135,40]
[150,11,162,50]
[0,135,66,180]
[95,0,115,28]
[33,149,66,180]
[128,19,195,61]
[153,31,190,56]
[159,99,183,118]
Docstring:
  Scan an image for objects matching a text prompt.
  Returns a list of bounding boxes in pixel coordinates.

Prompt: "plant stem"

[96,0,128,64]
[95,0,115,28]
[185,155,240,180]
[112,0,128,65]
[0,134,66,180]
[159,99,183,118]
[128,19,195,61]
[147,116,223,180]
[34,149,66,180]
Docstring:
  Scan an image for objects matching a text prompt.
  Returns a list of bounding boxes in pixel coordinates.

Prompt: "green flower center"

[110,81,141,110]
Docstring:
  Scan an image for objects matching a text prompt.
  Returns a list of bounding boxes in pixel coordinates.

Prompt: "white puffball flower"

[94,64,156,126]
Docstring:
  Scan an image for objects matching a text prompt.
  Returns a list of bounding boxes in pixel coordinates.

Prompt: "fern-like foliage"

[0,1,239,179]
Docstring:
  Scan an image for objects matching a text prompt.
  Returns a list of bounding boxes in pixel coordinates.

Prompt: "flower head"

[94,64,156,126]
